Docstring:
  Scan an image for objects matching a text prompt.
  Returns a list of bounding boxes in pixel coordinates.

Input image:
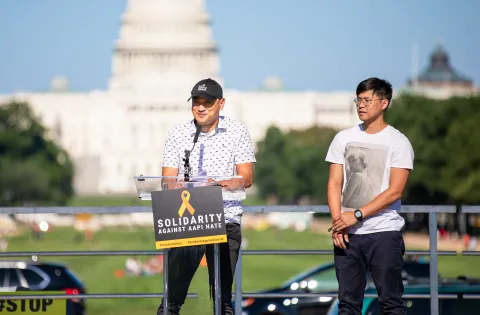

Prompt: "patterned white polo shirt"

[162,116,256,224]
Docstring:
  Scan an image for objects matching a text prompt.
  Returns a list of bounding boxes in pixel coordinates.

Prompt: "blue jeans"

[157,223,242,315]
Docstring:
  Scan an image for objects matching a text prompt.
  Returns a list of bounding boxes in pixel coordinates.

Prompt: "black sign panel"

[151,185,227,249]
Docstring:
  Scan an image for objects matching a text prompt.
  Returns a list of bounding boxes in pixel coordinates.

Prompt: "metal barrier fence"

[0,205,478,315]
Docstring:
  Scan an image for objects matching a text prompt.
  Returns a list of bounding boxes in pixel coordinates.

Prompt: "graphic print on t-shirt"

[342,142,389,210]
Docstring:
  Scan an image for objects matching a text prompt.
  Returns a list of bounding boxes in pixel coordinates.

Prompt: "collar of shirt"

[189,116,227,138]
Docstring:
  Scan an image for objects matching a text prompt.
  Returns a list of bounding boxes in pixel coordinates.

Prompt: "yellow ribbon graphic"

[178,190,195,217]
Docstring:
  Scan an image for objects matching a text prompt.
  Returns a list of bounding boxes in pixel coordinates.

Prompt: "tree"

[254,126,294,203]
[254,125,338,204]
[0,100,74,206]
[440,97,480,204]
[386,94,480,205]
[286,126,337,204]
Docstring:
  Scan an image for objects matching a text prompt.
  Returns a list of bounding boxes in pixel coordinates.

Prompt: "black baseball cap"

[188,78,223,102]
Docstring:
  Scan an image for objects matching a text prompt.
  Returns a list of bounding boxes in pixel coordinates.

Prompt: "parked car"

[0,260,86,315]
[237,258,433,315]
[326,279,480,315]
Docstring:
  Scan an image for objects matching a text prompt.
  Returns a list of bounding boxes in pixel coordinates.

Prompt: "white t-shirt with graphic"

[325,124,414,234]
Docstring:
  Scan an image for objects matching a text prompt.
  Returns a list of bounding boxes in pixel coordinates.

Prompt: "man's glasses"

[353,98,385,107]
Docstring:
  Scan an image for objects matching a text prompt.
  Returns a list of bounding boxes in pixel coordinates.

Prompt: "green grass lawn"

[1,196,470,314]
[5,225,480,315]
[6,227,333,315]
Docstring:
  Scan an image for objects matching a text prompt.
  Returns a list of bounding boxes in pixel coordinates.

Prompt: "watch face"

[355,211,361,218]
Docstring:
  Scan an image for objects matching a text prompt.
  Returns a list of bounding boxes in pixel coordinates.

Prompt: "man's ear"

[382,99,390,111]
[219,98,225,110]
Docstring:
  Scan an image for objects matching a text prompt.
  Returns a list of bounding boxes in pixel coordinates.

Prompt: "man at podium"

[157,78,256,315]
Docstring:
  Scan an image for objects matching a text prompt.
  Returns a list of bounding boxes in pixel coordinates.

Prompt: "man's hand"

[168,182,186,190]
[332,231,349,249]
[215,178,244,190]
[331,212,358,232]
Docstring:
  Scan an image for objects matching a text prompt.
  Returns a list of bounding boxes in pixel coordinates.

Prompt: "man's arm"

[327,163,343,220]
[223,124,256,189]
[328,163,349,249]
[331,168,411,232]
[162,167,179,178]
[161,167,180,188]
[161,129,180,185]
[359,168,410,218]
[236,163,254,188]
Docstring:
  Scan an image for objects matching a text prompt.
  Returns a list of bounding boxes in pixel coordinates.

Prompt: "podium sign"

[151,185,227,249]
[133,175,245,315]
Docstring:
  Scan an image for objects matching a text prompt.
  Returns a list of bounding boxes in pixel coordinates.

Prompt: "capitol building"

[0,0,476,196]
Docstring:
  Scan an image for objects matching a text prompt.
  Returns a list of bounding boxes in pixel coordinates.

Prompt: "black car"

[237,258,433,315]
[0,260,86,315]
[326,278,480,315]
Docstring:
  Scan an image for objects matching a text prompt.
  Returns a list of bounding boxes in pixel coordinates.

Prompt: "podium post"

[161,182,169,315]
[134,175,246,315]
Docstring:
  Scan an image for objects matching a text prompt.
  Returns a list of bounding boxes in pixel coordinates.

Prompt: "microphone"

[193,120,201,144]
[183,120,201,182]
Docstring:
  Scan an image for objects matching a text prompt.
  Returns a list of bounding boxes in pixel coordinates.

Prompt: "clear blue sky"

[0,0,478,93]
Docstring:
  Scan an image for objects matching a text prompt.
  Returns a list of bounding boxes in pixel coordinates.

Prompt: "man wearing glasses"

[325,77,414,314]
[158,78,256,315]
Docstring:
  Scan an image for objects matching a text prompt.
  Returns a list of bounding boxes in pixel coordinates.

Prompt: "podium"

[133,175,245,315]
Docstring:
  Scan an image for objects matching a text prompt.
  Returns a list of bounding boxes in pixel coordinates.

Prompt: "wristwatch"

[354,209,363,221]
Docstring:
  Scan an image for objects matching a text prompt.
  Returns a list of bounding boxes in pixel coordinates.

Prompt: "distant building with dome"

[0,0,357,195]
[0,1,476,195]
[406,43,477,99]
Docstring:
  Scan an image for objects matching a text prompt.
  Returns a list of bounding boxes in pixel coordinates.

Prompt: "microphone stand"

[183,120,201,182]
